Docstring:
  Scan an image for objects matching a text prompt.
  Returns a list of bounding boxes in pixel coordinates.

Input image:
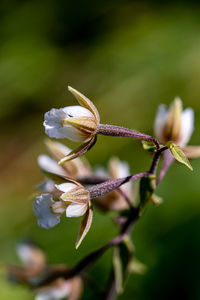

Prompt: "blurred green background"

[1,1,200,299]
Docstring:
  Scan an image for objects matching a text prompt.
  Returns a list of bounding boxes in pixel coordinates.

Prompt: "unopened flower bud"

[154,97,194,146]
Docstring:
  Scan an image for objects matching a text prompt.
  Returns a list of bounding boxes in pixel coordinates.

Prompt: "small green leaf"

[167,142,193,171]
[141,140,157,152]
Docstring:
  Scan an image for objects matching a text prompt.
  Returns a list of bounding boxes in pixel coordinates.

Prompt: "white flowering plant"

[5,87,200,299]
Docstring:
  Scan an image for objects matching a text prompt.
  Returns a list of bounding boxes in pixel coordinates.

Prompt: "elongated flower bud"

[154,97,194,146]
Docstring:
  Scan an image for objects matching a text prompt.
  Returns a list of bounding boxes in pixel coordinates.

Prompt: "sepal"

[167,142,193,171]
[59,136,96,164]
[76,203,93,249]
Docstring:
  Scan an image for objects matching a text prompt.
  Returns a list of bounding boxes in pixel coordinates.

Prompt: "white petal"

[38,155,66,176]
[66,203,87,218]
[33,194,61,229]
[116,161,130,178]
[116,161,132,196]
[154,104,168,142]
[16,244,35,266]
[44,106,94,142]
[35,281,71,300]
[55,182,77,193]
[49,141,71,156]
[94,166,108,177]
[44,108,66,127]
[179,108,194,146]
[38,180,55,193]
[51,201,66,214]
[16,242,46,268]
[63,105,94,118]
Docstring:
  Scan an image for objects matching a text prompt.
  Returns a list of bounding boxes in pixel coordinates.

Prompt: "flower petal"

[38,155,66,176]
[51,200,66,214]
[45,139,91,178]
[76,205,93,249]
[35,279,71,300]
[182,146,200,160]
[16,242,46,270]
[63,105,94,118]
[154,104,168,142]
[68,86,100,123]
[44,106,94,142]
[109,157,131,195]
[37,179,55,193]
[55,182,78,193]
[33,194,61,229]
[45,139,71,160]
[66,203,88,218]
[179,108,194,146]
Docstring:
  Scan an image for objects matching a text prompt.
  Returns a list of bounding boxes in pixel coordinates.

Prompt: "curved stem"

[98,124,160,150]
[88,173,149,199]
[149,146,168,175]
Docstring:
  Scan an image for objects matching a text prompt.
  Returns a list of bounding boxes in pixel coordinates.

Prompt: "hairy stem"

[98,124,160,150]
[88,173,150,199]
[149,146,168,175]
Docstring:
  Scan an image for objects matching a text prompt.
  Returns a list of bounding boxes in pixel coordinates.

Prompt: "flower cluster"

[6,86,200,299]
[34,87,200,250]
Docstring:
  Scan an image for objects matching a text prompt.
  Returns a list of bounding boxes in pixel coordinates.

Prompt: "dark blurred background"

[1,1,200,299]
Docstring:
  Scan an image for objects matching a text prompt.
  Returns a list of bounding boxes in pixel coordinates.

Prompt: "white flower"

[38,155,66,177]
[154,97,194,146]
[38,140,91,180]
[55,182,89,218]
[44,106,97,142]
[54,180,93,248]
[43,87,100,163]
[33,194,65,229]
[34,179,92,248]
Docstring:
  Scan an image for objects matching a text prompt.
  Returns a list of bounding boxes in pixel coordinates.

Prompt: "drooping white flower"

[33,194,65,229]
[54,180,92,248]
[44,106,97,142]
[55,182,89,218]
[43,86,100,163]
[38,140,91,181]
[154,97,194,146]
[34,179,92,248]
